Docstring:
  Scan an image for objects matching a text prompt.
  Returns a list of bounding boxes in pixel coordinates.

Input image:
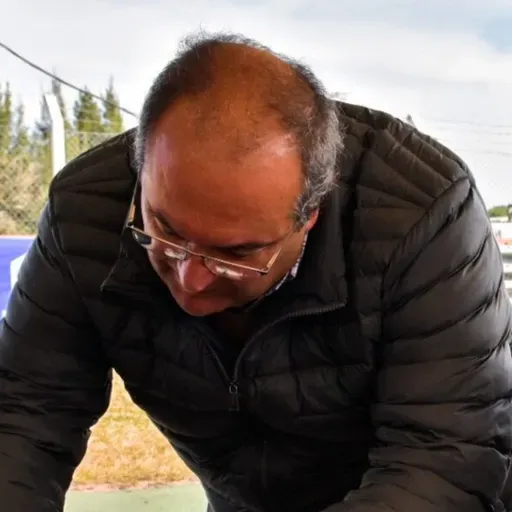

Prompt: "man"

[0,32,511,512]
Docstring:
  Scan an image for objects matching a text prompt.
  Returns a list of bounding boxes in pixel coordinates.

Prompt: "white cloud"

[0,0,511,205]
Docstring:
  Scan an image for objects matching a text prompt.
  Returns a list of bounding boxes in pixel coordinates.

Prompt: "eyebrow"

[149,207,281,252]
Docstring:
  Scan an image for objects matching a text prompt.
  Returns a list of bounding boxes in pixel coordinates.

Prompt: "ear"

[304,208,320,232]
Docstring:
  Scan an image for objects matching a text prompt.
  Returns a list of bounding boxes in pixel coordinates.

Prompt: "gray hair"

[135,31,344,226]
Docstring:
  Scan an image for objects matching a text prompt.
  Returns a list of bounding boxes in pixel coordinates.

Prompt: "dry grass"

[71,373,195,489]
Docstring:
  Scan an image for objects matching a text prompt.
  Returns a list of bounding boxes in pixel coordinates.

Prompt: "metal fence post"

[43,93,66,176]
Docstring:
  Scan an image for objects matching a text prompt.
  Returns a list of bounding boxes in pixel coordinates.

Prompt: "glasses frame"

[125,191,293,280]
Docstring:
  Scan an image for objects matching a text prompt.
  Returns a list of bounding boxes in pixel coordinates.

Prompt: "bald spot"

[141,42,307,248]
[163,41,311,153]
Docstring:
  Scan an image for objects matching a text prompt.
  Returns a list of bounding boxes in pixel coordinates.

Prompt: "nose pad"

[175,256,217,293]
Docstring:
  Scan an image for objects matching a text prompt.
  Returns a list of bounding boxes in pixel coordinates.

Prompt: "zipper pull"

[228,381,240,412]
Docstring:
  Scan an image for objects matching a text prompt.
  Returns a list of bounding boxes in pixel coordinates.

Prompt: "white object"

[43,93,66,177]
[10,252,27,289]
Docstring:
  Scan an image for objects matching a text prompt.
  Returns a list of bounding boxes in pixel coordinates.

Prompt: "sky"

[1,0,511,207]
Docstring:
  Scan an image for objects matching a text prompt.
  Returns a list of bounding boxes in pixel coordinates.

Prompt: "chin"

[177,300,225,317]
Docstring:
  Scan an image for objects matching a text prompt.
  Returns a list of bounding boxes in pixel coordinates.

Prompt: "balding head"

[135,33,343,315]
[136,32,343,224]
[163,42,302,155]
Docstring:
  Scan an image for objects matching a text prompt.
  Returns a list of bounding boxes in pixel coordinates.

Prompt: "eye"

[162,227,179,238]
[155,221,181,240]
[227,247,261,259]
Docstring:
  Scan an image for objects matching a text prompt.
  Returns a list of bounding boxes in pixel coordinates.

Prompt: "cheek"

[148,252,173,275]
[147,252,278,304]
[236,273,275,297]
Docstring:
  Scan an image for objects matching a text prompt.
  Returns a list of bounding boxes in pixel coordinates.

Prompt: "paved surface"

[65,484,206,512]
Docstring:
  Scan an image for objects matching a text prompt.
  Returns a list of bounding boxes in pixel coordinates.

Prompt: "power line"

[2,39,511,135]
[454,149,512,157]
[422,116,512,129]
[428,125,512,137]
[0,40,138,118]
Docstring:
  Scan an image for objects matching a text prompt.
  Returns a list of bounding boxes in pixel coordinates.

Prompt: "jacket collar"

[258,185,350,318]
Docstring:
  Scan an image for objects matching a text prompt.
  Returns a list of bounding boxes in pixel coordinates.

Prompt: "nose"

[175,256,217,294]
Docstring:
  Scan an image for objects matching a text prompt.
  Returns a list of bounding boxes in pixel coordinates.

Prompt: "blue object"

[0,237,34,318]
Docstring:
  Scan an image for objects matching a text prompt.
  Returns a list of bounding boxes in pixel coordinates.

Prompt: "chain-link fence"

[1,117,511,237]
[66,130,118,162]
[0,130,119,236]
[0,145,49,235]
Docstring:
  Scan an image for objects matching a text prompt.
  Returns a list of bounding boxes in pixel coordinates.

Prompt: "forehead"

[141,107,303,241]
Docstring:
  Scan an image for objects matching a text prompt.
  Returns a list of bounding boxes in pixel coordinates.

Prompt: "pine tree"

[0,83,13,154]
[71,87,104,159]
[0,77,131,235]
[73,88,103,133]
[102,78,124,133]
[11,103,30,155]
[0,89,45,234]
[34,90,53,145]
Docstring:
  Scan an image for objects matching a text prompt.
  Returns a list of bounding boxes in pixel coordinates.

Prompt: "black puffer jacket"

[1,102,511,512]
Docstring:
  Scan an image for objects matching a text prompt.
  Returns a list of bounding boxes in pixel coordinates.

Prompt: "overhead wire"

[0,40,138,118]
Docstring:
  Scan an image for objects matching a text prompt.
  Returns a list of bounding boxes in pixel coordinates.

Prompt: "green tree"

[0,78,130,235]
[71,87,104,159]
[11,103,30,154]
[102,78,124,133]
[34,94,51,141]
[73,87,103,132]
[0,88,45,235]
[488,205,509,218]
[0,83,13,153]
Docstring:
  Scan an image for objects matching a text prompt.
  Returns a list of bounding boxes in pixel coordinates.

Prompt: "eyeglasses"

[125,199,293,281]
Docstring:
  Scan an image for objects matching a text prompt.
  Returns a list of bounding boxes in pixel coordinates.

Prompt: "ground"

[72,373,195,490]
[65,484,206,512]
[66,373,204,511]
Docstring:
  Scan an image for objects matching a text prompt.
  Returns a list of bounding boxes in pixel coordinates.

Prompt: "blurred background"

[0,0,511,510]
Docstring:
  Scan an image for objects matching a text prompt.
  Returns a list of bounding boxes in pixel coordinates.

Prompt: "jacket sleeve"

[0,201,112,511]
[323,178,512,512]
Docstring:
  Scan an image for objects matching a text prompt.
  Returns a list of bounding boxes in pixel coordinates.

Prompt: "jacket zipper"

[228,382,240,412]
[203,301,347,412]
[194,332,240,413]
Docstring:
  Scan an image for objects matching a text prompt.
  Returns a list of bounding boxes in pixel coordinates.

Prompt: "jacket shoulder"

[340,103,475,241]
[339,103,481,317]
[51,129,136,196]
[340,102,471,206]
[46,129,137,293]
